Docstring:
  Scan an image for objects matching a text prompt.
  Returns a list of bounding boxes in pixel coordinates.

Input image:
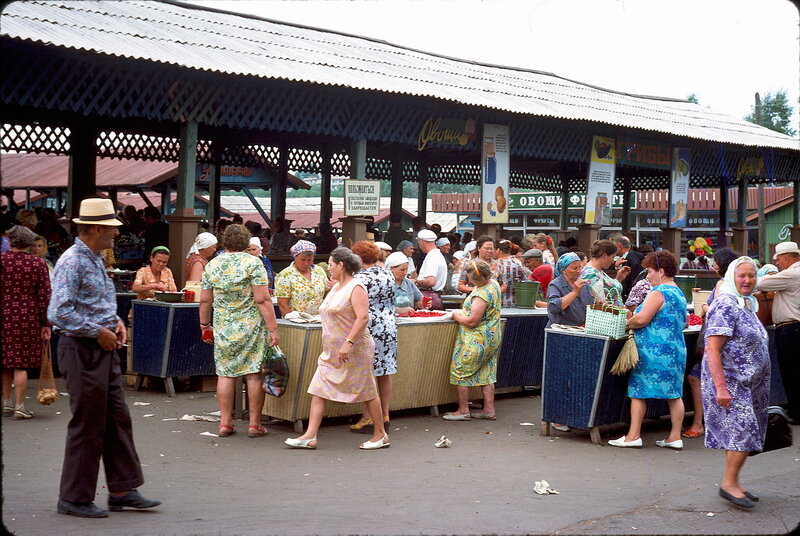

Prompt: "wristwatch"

[345,338,354,345]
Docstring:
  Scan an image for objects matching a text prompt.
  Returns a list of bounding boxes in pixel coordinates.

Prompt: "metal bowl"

[154,291,185,303]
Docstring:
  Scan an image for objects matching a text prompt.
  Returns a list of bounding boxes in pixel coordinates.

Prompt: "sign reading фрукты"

[344,180,380,216]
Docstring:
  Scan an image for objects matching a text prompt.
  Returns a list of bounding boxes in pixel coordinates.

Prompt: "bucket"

[691,288,712,312]
[515,280,540,308]
[674,275,696,303]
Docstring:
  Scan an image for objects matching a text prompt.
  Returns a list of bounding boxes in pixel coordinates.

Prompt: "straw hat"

[72,198,122,226]
[773,241,800,259]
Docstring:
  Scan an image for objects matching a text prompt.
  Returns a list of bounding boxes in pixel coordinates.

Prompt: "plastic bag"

[261,346,289,398]
[37,342,58,405]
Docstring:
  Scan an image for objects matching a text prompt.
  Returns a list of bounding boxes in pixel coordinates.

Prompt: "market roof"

[1,0,796,152]
[0,153,311,190]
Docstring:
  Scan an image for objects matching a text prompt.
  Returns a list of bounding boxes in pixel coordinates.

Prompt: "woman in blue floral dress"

[702,256,770,509]
[608,251,687,449]
[351,241,397,429]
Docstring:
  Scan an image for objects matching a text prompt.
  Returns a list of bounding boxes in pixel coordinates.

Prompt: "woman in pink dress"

[285,247,389,450]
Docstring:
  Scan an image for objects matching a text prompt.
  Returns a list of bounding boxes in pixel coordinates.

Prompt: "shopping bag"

[610,330,639,375]
[36,342,58,405]
[261,345,289,398]
[585,301,628,339]
[749,406,793,456]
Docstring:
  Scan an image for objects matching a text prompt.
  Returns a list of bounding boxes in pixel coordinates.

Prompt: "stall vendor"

[185,232,218,283]
[132,246,177,300]
[386,251,423,314]
[274,240,329,316]
[546,252,593,327]
[246,237,275,290]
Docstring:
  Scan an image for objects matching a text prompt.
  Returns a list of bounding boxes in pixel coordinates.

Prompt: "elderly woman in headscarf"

[274,240,329,316]
[185,232,218,282]
[386,251,423,314]
[545,252,593,328]
[246,237,275,290]
[701,256,770,509]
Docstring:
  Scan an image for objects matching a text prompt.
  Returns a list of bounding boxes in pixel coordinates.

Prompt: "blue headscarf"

[553,252,581,279]
[757,264,778,278]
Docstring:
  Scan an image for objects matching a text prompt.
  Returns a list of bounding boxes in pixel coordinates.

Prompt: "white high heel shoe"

[284,437,317,449]
[359,433,390,450]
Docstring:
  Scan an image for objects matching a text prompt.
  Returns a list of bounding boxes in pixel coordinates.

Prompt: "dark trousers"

[776,322,800,421]
[58,336,144,502]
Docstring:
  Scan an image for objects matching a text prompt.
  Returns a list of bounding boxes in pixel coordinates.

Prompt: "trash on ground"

[199,431,219,437]
[706,513,715,517]
[180,414,221,422]
[59,392,69,396]
[519,422,536,426]
[162,417,178,421]
[434,435,451,448]
[207,410,221,416]
[142,414,155,417]
[533,480,560,495]
[132,402,151,406]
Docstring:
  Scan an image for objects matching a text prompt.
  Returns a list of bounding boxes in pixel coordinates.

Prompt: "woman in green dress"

[443,259,502,421]
[200,224,279,438]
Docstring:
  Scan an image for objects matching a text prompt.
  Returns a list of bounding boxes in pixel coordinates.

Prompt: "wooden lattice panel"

[1,124,70,154]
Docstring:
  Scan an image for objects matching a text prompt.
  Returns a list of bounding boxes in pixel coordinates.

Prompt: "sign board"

[508,191,636,210]
[417,117,477,151]
[480,123,510,224]
[344,180,380,216]
[585,135,616,225]
[196,164,270,185]
[668,147,690,228]
[617,137,672,170]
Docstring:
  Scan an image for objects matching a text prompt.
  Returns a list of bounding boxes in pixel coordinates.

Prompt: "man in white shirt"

[757,241,800,422]
[415,229,447,308]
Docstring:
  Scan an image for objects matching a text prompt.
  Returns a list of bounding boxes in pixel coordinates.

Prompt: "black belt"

[776,320,800,328]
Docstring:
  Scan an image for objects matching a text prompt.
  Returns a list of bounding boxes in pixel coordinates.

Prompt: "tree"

[744,89,797,137]
[686,93,699,104]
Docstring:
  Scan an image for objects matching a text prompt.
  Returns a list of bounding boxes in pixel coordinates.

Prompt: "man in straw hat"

[48,198,160,518]
[756,240,800,423]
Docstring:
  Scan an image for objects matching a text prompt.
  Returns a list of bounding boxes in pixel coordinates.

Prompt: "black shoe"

[57,499,109,518]
[744,490,759,502]
[108,490,161,511]
[719,488,755,509]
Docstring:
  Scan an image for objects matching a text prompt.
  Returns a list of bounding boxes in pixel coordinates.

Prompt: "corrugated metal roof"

[2,0,797,151]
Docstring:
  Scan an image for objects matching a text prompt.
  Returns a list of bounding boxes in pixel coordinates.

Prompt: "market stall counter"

[496,307,549,388]
[540,326,784,445]
[264,316,494,433]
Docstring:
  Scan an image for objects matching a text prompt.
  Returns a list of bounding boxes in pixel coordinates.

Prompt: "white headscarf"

[385,251,410,268]
[187,232,218,258]
[248,237,262,255]
[719,256,759,312]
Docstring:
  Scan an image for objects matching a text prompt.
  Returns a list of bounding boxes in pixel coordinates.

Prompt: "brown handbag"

[754,290,774,326]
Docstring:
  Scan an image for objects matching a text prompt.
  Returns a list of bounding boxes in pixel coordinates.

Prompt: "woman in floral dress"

[580,239,631,307]
[274,240,328,316]
[443,259,502,421]
[200,225,279,438]
[702,256,770,509]
[608,251,687,449]
[351,241,397,430]
[1,226,51,419]
[285,247,388,450]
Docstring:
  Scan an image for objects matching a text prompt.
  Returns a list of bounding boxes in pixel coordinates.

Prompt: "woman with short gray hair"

[1,226,52,419]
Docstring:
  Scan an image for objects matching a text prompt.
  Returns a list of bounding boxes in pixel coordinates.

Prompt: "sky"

[190,0,800,130]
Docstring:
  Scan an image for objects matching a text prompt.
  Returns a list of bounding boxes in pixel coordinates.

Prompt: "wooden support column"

[732,177,749,255]
[319,144,332,229]
[390,149,404,224]
[271,143,288,221]
[718,180,730,248]
[168,121,202,288]
[66,124,98,220]
[417,160,429,222]
[340,139,370,243]
[621,175,633,236]
[577,224,601,255]
[108,187,118,211]
[161,183,171,217]
[554,178,571,245]
[791,180,800,244]
[208,139,222,226]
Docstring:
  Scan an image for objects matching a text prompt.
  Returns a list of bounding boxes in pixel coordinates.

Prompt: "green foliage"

[686,93,699,104]
[744,89,797,137]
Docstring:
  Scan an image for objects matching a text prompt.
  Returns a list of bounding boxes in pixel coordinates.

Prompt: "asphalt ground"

[2,378,798,536]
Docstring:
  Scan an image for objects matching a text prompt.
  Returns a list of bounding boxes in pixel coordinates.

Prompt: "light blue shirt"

[48,238,120,337]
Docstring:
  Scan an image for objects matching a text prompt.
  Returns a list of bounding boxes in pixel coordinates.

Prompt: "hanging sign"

[196,164,269,185]
[585,135,616,225]
[480,123,510,224]
[668,148,690,228]
[616,137,672,170]
[344,180,380,216]
[509,191,636,210]
[417,117,477,151]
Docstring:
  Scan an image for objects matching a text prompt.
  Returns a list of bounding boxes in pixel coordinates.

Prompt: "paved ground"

[2,379,798,536]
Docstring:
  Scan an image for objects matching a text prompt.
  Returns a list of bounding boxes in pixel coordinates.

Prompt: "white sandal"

[284,437,317,449]
[359,433,390,450]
